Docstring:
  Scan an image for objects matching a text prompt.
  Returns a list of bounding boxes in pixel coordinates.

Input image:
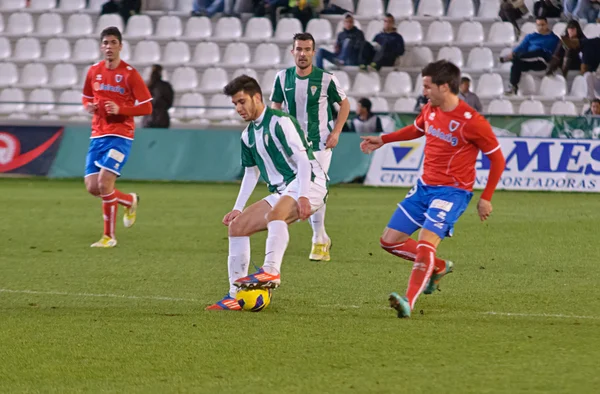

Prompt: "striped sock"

[101,191,118,239]
[405,241,437,310]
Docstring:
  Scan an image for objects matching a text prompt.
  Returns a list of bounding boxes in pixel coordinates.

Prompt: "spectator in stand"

[101,0,141,23]
[359,13,404,71]
[499,0,528,35]
[585,98,600,115]
[458,77,483,112]
[142,65,174,129]
[547,20,585,78]
[564,0,600,22]
[350,98,383,134]
[414,95,428,112]
[534,0,562,17]
[316,13,365,69]
[500,17,559,95]
[288,0,322,31]
[263,0,289,29]
[581,37,600,99]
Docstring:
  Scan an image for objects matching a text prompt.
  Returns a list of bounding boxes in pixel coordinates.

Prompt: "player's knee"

[228,219,247,237]
[97,177,114,195]
[265,209,285,223]
[85,182,100,196]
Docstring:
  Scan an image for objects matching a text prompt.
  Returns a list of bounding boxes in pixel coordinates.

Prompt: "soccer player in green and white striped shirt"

[270,32,350,262]
[206,75,328,310]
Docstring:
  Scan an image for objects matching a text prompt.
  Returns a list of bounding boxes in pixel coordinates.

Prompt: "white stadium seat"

[184,16,212,39]
[197,67,228,94]
[87,0,105,11]
[465,47,494,70]
[478,0,500,17]
[519,99,545,115]
[6,12,33,36]
[0,14,4,33]
[518,73,538,96]
[121,40,131,61]
[569,75,588,98]
[95,14,124,35]
[333,70,351,92]
[330,0,354,13]
[518,22,536,42]
[49,63,78,88]
[253,43,281,68]
[447,0,475,17]
[162,41,190,65]
[26,88,55,114]
[222,43,251,67]
[29,0,56,10]
[213,17,242,42]
[487,99,514,114]
[365,20,383,42]
[132,40,161,65]
[386,0,414,18]
[0,62,18,87]
[176,0,194,12]
[232,68,258,80]
[356,0,384,18]
[274,18,303,43]
[13,38,42,61]
[18,63,48,87]
[141,65,168,82]
[0,37,10,60]
[125,15,153,38]
[583,23,600,38]
[55,89,83,115]
[369,96,389,112]
[0,87,25,114]
[261,69,279,96]
[550,100,577,116]
[417,0,444,17]
[476,73,504,98]
[405,46,434,67]
[192,42,220,66]
[397,21,423,44]
[174,92,205,119]
[170,66,198,92]
[243,17,272,42]
[553,22,566,37]
[488,22,516,45]
[155,16,182,38]
[64,14,93,37]
[36,13,63,36]
[394,97,417,112]
[306,19,333,42]
[539,75,567,98]
[456,21,484,45]
[351,72,381,96]
[205,94,236,121]
[43,38,71,62]
[58,0,86,11]
[380,71,412,97]
[437,46,464,68]
[72,38,99,63]
[0,0,26,11]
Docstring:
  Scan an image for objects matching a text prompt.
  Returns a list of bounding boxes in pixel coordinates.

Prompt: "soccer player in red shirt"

[361,61,506,318]
[82,27,153,248]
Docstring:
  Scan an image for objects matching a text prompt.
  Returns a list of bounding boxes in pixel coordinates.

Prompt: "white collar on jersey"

[252,106,267,127]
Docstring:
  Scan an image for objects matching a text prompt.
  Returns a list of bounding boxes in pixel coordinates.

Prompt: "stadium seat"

[132,40,161,65]
[447,0,475,17]
[518,22,536,42]
[155,15,182,39]
[80,65,90,85]
[487,99,514,114]
[518,73,538,96]
[95,14,124,35]
[488,22,516,45]
[583,23,600,38]
[405,46,434,67]
[0,37,10,60]
[43,38,71,62]
[213,17,242,42]
[26,88,55,114]
[281,49,295,67]
[465,47,494,70]
[437,46,464,68]
[64,13,93,37]
[552,22,566,37]
[394,97,417,112]
[0,13,4,32]
[386,0,414,18]
[365,20,383,42]
[197,67,228,94]
[475,73,503,98]
[36,13,63,36]
[379,115,396,132]
[55,89,84,116]
[253,43,281,68]
[416,0,444,17]
[175,0,194,12]
[380,71,412,97]
[456,21,484,45]
[121,40,131,61]
[184,16,212,39]
[222,43,251,67]
[6,12,33,36]
[0,87,25,114]
[141,65,168,82]
[274,18,303,43]
[72,38,99,63]
[192,42,220,66]
[7,112,30,119]
[243,17,272,42]
[162,41,190,65]
[29,0,56,10]
[13,38,42,61]
[478,0,500,17]
[170,66,198,92]
[232,68,258,80]
[18,63,48,87]
[351,71,381,96]
[539,75,567,98]
[48,63,78,88]
[397,20,423,44]
[0,0,26,11]
[58,0,86,12]
[173,93,206,119]
[306,19,333,42]
[369,96,389,112]
[125,15,153,38]
[87,0,105,11]
[261,69,279,96]
[0,62,18,87]
[333,70,351,92]
[205,94,236,121]
[519,99,545,115]
[330,0,354,13]
[550,100,577,115]
[569,75,588,98]
[356,0,384,18]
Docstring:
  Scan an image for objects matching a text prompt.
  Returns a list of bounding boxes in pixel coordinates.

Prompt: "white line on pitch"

[0,288,200,303]
[481,311,600,320]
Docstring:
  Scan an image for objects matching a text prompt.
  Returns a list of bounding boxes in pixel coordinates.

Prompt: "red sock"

[405,241,437,310]
[101,191,118,239]
[113,189,134,207]
[380,238,447,272]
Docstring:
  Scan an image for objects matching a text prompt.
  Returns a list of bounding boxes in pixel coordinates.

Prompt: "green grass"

[1,178,599,393]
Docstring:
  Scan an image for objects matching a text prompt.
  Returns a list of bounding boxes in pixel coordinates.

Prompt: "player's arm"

[223,139,260,226]
[325,75,350,149]
[360,111,425,153]
[82,68,96,114]
[105,70,153,116]
[269,73,284,110]
[275,117,312,220]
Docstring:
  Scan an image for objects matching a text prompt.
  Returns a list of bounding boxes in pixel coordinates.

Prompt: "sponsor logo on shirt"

[427,125,459,146]
[93,83,125,94]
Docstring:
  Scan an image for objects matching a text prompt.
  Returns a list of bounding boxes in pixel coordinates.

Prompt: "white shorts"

[313,148,332,175]
[263,177,328,214]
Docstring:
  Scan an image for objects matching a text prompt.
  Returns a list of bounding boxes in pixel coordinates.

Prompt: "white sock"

[309,204,329,244]
[228,236,250,297]
[262,220,289,275]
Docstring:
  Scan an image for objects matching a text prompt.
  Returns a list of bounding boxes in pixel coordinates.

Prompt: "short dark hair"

[223,75,263,99]
[344,13,353,20]
[384,13,394,20]
[460,77,471,84]
[100,26,122,43]
[421,60,461,95]
[592,99,600,105]
[293,32,315,50]
[358,98,372,112]
[536,16,548,23]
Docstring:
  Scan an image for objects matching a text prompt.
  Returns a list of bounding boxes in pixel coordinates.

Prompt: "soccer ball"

[235,289,272,312]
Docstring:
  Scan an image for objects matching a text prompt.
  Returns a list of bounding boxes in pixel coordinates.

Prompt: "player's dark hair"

[100,26,122,44]
[592,98,600,105]
[460,76,471,84]
[421,60,461,95]
[358,97,372,113]
[223,75,263,100]
[293,32,315,50]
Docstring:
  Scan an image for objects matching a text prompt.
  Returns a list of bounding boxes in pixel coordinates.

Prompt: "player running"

[270,32,350,262]
[82,27,153,248]
[206,75,328,311]
[360,60,506,318]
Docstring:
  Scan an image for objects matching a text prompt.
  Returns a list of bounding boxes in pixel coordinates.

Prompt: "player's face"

[292,40,314,70]
[231,91,259,121]
[592,102,600,115]
[101,35,122,62]
[422,76,445,107]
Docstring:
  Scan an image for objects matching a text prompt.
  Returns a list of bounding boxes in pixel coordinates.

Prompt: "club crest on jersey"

[116,74,123,83]
[311,86,317,95]
[428,112,435,121]
[96,74,102,81]
[449,120,460,132]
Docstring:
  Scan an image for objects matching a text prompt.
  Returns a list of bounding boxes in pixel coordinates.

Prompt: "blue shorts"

[85,136,132,177]
[387,179,473,239]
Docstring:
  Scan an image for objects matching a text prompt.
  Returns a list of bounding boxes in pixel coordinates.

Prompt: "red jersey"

[82,60,152,140]
[415,100,500,191]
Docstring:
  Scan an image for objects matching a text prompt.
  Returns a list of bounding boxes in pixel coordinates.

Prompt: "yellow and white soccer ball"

[235,289,272,312]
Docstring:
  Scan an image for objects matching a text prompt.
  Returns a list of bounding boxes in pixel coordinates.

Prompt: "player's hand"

[477,199,493,222]
[325,132,340,149]
[297,197,311,221]
[85,103,98,114]
[105,101,120,115]
[360,136,384,154]
[222,210,242,226]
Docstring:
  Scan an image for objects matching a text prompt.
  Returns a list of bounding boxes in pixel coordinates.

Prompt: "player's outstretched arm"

[360,124,424,154]
[223,166,260,226]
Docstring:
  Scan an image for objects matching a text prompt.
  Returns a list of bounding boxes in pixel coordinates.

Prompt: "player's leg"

[309,149,332,261]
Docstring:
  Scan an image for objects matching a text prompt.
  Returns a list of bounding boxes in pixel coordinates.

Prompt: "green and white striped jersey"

[270,66,346,151]
[241,107,326,194]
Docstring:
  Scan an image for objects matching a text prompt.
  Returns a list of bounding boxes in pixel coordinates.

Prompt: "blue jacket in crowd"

[513,32,560,58]
[373,30,405,56]
[335,26,365,53]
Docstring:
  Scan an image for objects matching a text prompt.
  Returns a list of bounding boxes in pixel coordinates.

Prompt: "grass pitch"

[1,179,599,393]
